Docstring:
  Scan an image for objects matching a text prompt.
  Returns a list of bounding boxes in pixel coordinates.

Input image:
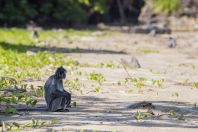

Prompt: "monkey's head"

[55,66,67,80]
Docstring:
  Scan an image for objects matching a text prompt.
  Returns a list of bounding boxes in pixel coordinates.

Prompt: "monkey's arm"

[63,89,71,105]
[53,89,71,106]
[53,89,70,96]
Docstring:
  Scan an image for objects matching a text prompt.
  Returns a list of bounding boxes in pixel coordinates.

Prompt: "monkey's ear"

[60,66,67,72]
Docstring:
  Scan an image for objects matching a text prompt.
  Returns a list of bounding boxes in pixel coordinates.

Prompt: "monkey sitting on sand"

[44,66,71,112]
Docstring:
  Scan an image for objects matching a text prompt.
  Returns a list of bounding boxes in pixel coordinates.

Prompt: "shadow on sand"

[1,96,198,129]
[0,42,126,55]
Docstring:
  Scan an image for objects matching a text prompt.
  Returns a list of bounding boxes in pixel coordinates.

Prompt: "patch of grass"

[65,60,79,67]
[153,0,182,15]
[0,28,104,82]
[168,109,186,120]
[183,79,190,85]
[138,88,144,94]
[169,109,176,116]
[0,28,33,45]
[111,130,117,132]
[172,92,179,97]
[0,78,16,90]
[94,86,101,93]
[2,118,57,131]
[177,114,185,120]
[65,78,81,91]
[80,62,121,69]
[94,62,120,68]
[178,63,196,70]
[31,85,44,97]
[125,77,147,88]
[124,77,147,94]
[194,82,198,89]
[80,129,85,132]
[152,78,164,88]
[149,69,158,74]
[72,102,77,107]
[0,28,98,115]
[0,45,66,82]
[134,111,152,120]
[0,84,38,115]
[136,48,159,54]
[65,29,94,36]
[128,89,134,93]
[88,72,105,84]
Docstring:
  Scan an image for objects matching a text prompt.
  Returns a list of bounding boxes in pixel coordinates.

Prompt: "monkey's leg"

[54,90,71,108]
[49,97,63,112]
[61,97,70,111]
[65,93,71,107]
[50,97,69,112]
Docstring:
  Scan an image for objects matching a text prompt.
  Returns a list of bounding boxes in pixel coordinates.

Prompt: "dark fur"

[44,66,71,112]
[168,37,177,48]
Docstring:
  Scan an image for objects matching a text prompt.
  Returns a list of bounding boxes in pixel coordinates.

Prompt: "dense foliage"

[0,0,108,25]
[0,0,147,26]
[153,0,182,15]
[0,0,184,26]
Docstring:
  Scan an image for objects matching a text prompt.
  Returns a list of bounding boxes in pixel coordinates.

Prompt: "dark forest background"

[0,0,144,26]
[0,0,197,27]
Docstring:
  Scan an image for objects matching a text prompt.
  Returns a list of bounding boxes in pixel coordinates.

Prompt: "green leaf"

[23,123,31,128]
[41,120,47,125]
[72,102,77,107]
[31,100,38,106]
[12,122,20,128]
[128,89,133,93]
[194,82,198,89]
[2,121,6,132]
[169,110,176,116]
[35,119,40,126]
[50,118,57,124]
[94,86,101,93]
[32,118,35,126]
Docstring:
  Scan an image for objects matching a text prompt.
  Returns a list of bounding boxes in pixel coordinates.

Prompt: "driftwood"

[131,24,171,34]
[127,101,155,109]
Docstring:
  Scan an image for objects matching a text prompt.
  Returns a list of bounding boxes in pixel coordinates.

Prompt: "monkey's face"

[56,66,67,79]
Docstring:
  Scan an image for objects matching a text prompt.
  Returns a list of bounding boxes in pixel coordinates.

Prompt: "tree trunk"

[116,0,126,24]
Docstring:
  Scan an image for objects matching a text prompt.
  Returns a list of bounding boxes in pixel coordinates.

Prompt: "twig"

[120,60,133,78]
[153,113,171,119]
